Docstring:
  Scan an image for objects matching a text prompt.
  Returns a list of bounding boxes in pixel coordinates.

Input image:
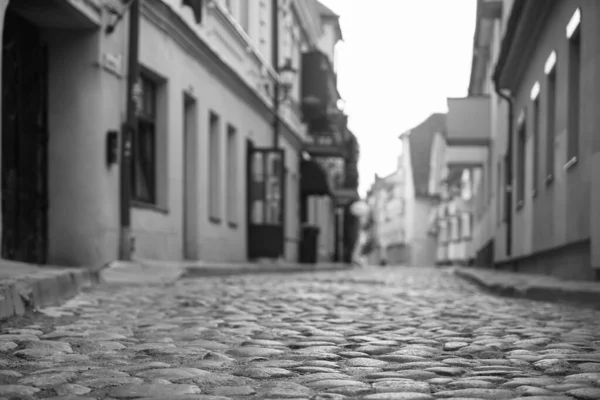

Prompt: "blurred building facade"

[0,0,359,270]
[431,0,600,280]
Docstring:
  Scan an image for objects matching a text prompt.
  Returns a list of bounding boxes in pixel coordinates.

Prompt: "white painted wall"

[133,10,301,262]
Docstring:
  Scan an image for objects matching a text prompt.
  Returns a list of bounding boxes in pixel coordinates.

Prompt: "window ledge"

[210,216,222,225]
[564,156,578,171]
[132,200,169,214]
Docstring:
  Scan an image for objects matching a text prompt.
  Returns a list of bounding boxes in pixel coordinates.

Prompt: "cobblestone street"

[1,267,600,400]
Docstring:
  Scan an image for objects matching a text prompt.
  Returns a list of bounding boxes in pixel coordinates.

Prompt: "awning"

[300,160,332,197]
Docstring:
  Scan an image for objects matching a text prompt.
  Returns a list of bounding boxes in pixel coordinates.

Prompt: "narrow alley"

[1,267,599,399]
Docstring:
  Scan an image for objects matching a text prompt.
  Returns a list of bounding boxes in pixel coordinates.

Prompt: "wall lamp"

[278,58,297,102]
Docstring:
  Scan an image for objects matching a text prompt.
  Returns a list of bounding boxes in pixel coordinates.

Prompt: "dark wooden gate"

[1,10,49,264]
[247,143,285,259]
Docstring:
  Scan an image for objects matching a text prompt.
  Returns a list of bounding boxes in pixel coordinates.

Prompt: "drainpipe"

[271,0,280,148]
[493,79,513,259]
[271,0,285,258]
[119,0,140,261]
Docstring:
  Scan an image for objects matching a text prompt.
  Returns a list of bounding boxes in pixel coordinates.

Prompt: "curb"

[0,267,103,321]
[181,263,355,278]
[453,267,600,309]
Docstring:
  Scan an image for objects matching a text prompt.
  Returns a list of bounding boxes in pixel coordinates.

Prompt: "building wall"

[132,4,302,263]
[411,197,437,266]
[0,0,121,268]
[45,25,123,267]
[503,0,599,279]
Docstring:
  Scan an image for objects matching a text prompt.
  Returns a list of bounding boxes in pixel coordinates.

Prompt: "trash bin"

[299,225,320,264]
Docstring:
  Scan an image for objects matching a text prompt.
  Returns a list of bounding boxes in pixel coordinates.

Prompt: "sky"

[319,0,477,196]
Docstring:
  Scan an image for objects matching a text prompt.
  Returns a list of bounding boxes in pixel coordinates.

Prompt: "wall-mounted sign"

[103,53,122,76]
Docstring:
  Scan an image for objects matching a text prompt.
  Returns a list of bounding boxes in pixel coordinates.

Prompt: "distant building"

[399,113,446,267]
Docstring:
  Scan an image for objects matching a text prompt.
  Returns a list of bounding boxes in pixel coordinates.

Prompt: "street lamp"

[278,58,297,102]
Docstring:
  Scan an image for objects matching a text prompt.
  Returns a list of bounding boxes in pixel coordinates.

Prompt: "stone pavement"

[1,267,600,400]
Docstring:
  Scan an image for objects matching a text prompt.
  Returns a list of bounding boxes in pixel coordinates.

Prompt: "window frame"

[132,74,158,205]
[208,112,222,224]
[545,53,557,185]
[531,82,541,197]
[226,124,238,228]
[516,109,527,211]
[566,11,581,170]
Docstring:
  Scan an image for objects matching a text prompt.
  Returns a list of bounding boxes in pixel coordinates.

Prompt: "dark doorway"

[1,9,49,264]
[246,140,285,259]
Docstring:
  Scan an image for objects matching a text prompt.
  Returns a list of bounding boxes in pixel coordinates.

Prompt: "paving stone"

[0,342,17,352]
[260,381,311,398]
[109,383,202,397]
[372,379,430,393]
[212,385,256,396]
[566,387,600,399]
[235,367,293,378]
[433,388,516,399]
[448,379,497,389]
[135,367,210,382]
[18,372,76,387]
[298,373,351,383]
[53,383,93,395]
[77,376,144,388]
[227,346,285,358]
[363,393,434,400]
[306,379,370,389]
[444,342,469,351]
[346,357,388,367]
[515,385,560,396]
[0,385,41,396]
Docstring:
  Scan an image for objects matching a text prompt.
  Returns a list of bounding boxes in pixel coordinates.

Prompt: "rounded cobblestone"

[1,267,600,399]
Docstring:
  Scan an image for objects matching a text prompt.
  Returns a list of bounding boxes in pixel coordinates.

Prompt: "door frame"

[1,8,49,264]
[246,142,286,260]
[182,92,198,259]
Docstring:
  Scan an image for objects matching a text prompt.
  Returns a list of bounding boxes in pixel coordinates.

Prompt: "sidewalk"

[1,258,355,321]
[0,260,102,321]
[453,266,600,308]
[103,258,356,284]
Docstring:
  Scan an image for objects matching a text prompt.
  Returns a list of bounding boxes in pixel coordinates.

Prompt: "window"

[226,125,238,227]
[132,75,157,204]
[566,9,581,167]
[516,110,526,209]
[531,84,540,194]
[545,52,557,183]
[209,112,221,223]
